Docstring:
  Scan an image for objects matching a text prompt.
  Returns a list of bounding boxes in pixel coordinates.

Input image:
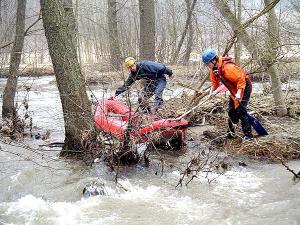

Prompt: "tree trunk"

[139,0,155,60]
[157,34,166,63]
[183,0,195,65]
[0,0,2,24]
[263,0,287,116]
[63,0,78,47]
[107,0,122,70]
[40,0,98,154]
[74,0,82,65]
[2,0,26,119]
[171,0,197,64]
[169,0,178,62]
[234,0,242,65]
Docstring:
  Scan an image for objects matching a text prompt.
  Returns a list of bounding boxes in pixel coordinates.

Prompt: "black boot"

[241,113,253,141]
[226,119,236,139]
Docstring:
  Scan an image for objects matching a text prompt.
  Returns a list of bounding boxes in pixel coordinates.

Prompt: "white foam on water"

[117,184,161,201]
[10,171,22,183]
[1,194,119,225]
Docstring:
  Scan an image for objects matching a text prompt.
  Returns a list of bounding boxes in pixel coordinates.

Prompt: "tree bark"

[263,0,287,116]
[0,0,2,25]
[40,0,97,153]
[2,0,26,119]
[182,0,195,65]
[139,0,155,60]
[63,0,78,47]
[107,0,122,70]
[169,0,178,61]
[234,0,242,65]
[171,0,197,64]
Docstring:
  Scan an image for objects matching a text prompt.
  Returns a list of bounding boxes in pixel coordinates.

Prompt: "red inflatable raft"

[94,99,188,147]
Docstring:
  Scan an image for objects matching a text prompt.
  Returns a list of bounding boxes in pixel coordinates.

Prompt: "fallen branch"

[268,150,300,180]
[176,80,201,92]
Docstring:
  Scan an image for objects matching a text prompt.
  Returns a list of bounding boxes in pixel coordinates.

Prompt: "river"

[0,76,299,225]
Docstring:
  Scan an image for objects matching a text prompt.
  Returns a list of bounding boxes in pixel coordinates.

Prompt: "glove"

[212,89,218,96]
[214,85,227,95]
[235,89,242,100]
[108,95,115,100]
[209,87,214,96]
[209,85,227,98]
[208,88,216,99]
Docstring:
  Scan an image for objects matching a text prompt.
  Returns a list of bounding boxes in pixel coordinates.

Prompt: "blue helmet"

[201,49,217,64]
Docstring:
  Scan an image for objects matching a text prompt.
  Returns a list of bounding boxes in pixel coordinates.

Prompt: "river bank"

[0,75,299,224]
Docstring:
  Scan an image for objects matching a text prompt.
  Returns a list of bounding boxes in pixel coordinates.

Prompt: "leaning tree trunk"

[2,0,26,119]
[40,0,98,154]
[213,0,259,59]
[139,0,155,60]
[214,0,280,59]
[63,0,78,46]
[214,0,286,115]
[263,0,287,116]
[171,0,197,64]
[107,0,122,70]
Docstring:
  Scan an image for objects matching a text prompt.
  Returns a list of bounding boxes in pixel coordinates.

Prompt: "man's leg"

[153,77,167,110]
[227,98,239,138]
[138,81,154,114]
[239,80,253,138]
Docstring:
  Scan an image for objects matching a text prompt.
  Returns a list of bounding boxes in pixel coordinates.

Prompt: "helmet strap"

[212,58,219,77]
[211,57,218,67]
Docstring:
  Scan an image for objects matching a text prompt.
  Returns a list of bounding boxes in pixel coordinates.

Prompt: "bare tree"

[2,0,26,119]
[40,0,98,154]
[263,0,287,116]
[139,0,155,60]
[107,0,122,69]
[171,0,197,64]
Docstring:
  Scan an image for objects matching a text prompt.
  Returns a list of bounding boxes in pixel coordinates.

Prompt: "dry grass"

[160,89,300,161]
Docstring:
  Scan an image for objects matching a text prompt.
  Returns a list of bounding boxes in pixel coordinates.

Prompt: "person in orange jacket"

[202,49,253,140]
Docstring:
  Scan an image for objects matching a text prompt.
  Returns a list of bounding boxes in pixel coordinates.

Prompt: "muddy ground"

[159,84,300,162]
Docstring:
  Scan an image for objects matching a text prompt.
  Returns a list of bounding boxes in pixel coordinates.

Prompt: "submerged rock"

[83,181,107,197]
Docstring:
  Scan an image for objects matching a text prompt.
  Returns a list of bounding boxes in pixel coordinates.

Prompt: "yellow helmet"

[124,57,136,68]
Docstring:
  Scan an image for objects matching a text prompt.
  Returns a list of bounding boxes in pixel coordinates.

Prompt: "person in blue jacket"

[113,57,174,113]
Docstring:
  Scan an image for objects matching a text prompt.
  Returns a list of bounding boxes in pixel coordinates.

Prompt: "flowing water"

[0,76,299,225]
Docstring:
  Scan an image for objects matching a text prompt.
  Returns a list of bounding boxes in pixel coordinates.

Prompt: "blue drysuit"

[115,60,173,112]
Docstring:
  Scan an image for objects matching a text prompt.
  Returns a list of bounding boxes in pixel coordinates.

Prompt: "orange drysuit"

[209,56,250,108]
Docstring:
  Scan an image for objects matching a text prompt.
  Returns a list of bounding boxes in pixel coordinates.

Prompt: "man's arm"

[161,65,173,76]
[115,74,135,96]
[210,70,220,90]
